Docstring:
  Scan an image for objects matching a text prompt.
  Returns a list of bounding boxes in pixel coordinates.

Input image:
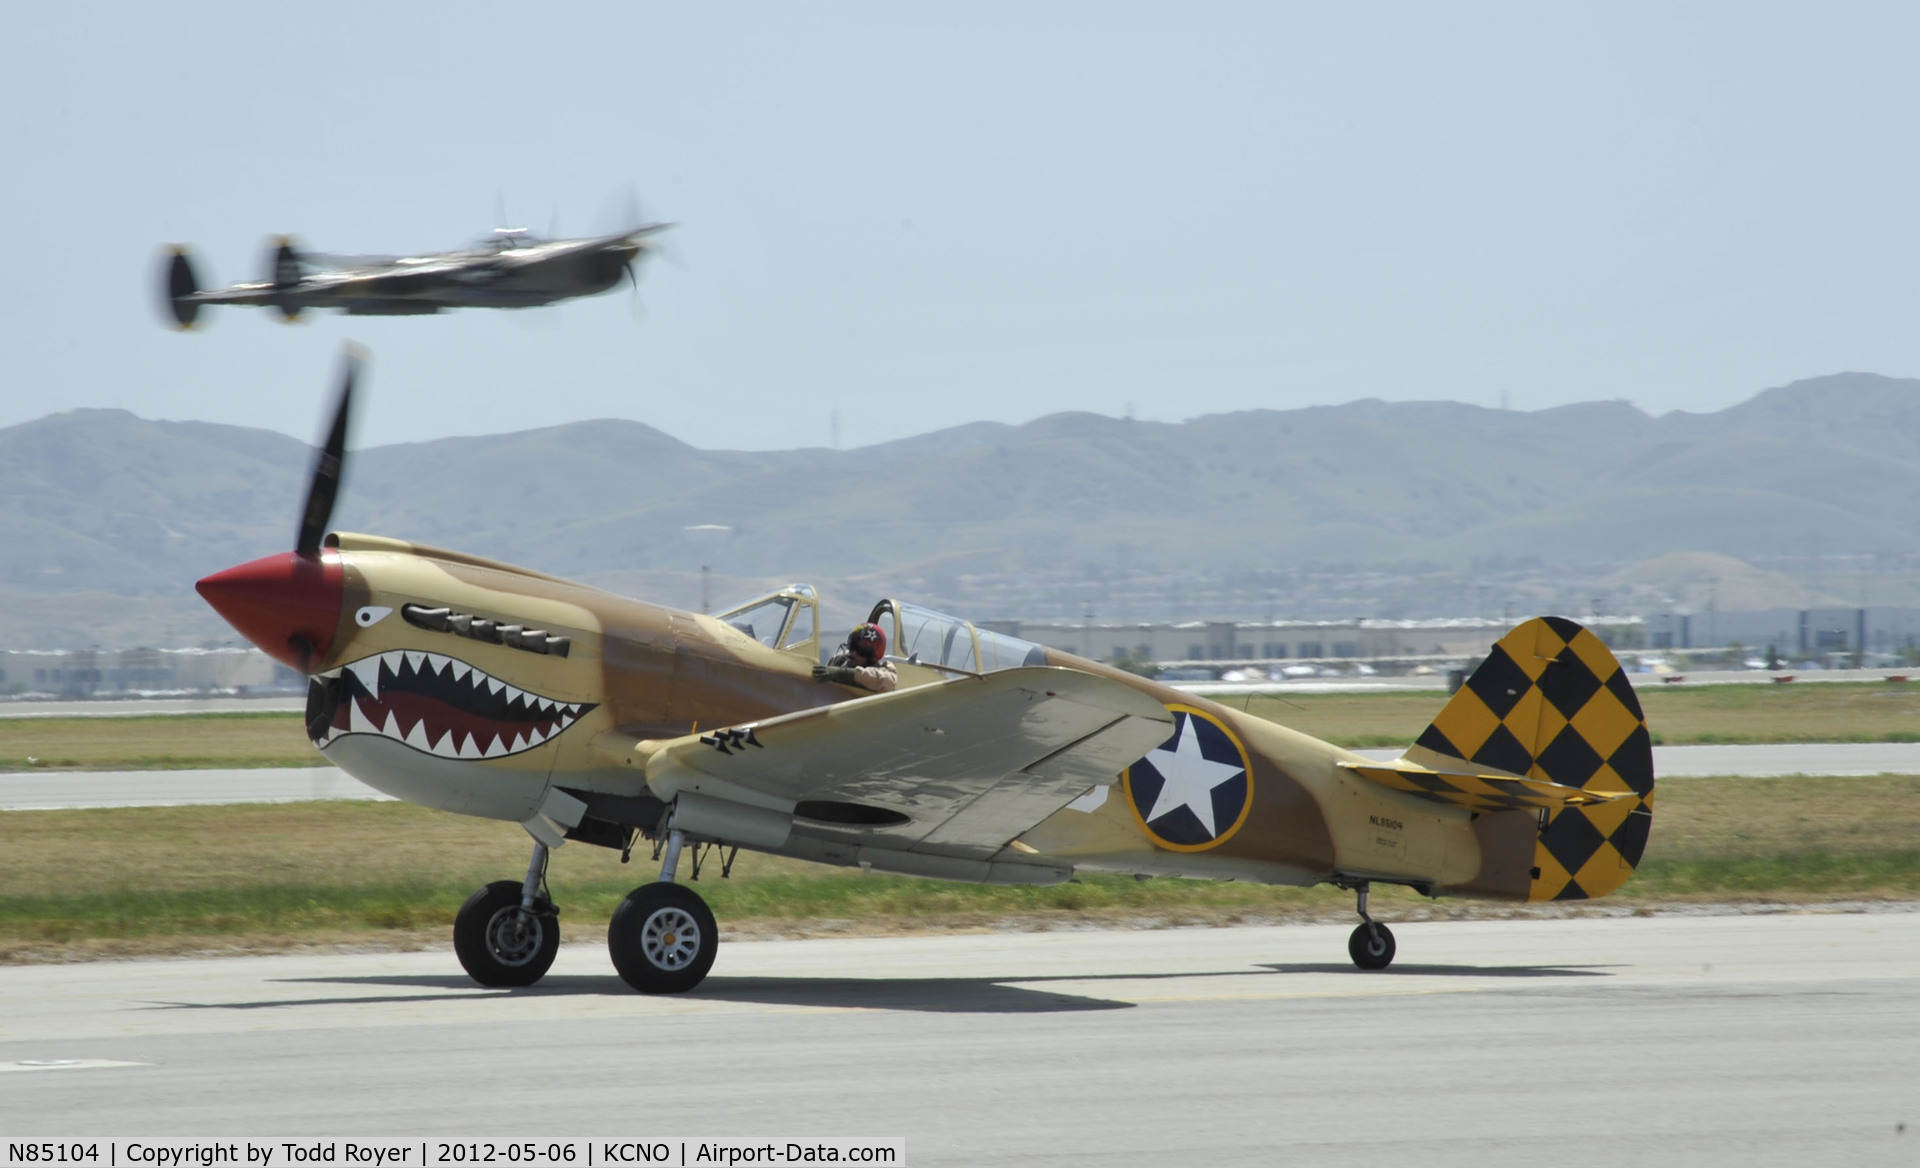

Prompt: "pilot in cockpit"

[812,622,899,693]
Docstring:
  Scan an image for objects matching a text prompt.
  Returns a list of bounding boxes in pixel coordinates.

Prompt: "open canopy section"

[865,598,1047,676]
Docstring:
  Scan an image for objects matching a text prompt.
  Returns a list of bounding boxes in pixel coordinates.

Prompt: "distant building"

[0,646,300,698]
[978,615,1644,666]
[1644,606,1920,659]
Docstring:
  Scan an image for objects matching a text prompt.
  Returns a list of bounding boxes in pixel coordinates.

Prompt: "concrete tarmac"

[0,912,1915,1166]
[1361,741,1920,777]
[0,697,306,718]
[0,766,388,809]
[1645,741,1920,776]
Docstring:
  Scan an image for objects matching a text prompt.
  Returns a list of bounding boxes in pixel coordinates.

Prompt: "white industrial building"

[980,615,1644,668]
[0,646,299,699]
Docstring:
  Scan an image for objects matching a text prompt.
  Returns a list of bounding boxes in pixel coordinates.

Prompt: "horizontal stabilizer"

[1339,758,1631,814]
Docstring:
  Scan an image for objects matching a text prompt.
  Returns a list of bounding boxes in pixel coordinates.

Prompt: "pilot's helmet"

[848,623,887,662]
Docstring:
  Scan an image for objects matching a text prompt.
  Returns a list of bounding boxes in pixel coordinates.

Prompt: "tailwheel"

[608,882,718,994]
[1348,921,1396,970]
[1343,879,1396,970]
[454,880,559,987]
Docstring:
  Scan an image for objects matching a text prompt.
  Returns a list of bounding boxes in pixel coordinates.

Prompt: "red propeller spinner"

[196,347,361,673]
[196,550,344,672]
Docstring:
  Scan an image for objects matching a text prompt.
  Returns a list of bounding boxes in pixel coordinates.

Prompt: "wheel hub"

[484,905,546,967]
[641,906,701,970]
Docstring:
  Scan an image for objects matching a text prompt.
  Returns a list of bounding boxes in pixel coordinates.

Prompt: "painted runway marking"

[0,1058,149,1073]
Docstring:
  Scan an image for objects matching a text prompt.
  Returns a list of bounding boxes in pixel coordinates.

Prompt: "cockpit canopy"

[482,227,538,251]
[714,584,819,656]
[710,585,1045,675]
[868,598,1047,674]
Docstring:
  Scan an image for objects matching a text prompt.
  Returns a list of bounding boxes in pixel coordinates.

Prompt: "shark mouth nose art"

[311,651,596,759]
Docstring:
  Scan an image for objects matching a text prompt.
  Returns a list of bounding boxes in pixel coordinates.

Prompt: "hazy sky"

[6,3,1919,451]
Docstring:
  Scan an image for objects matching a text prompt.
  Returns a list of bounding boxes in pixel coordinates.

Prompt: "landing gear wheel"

[608,882,718,994]
[454,880,559,987]
[1348,921,1396,970]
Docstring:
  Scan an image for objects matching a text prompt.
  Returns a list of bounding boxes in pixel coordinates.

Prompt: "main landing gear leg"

[1346,882,1396,971]
[608,821,719,994]
[454,838,560,987]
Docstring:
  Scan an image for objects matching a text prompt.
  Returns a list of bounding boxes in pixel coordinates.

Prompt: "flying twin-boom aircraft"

[164,222,669,327]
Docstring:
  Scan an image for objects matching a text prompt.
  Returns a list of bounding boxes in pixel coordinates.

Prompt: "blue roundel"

[1124,707,1253,850]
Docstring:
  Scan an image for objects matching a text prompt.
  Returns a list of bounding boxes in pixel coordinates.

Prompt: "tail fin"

[164,246,201,328]
[1412,616,1654,901]
[267,236,305,321]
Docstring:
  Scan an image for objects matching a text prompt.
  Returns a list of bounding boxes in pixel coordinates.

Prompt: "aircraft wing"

[184,281,281,307]
[329,259,482,290]
[1339,757,1632,813]
[597,666,1173,858]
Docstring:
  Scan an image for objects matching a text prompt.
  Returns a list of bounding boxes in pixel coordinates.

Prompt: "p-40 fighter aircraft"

[162,222,669,327]
[196,351,1656,993]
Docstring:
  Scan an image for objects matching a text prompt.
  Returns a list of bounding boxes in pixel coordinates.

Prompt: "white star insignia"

[1141,715,1246,837]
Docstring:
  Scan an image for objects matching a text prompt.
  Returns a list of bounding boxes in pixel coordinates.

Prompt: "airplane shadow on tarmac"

[1255,963,1618,977]
[149,959,1622,1016]
[220,973,1134,1014]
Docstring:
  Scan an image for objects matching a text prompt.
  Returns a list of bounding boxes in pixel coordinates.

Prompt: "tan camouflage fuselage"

[311,534,1651,905]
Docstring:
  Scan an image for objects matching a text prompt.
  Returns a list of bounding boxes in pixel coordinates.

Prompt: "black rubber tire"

[1348,921,1396,970]
[453,880,559,987]
[608,883,719,994]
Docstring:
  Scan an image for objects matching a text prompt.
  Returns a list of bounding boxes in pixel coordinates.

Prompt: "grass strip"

[6,852,1918,959]
[0,712,321,772]
[3,773,1918,960]
[0,875,1341,942]
[0,884,459,940]
[1222,679,1920,748]
[1630,852,1920,896]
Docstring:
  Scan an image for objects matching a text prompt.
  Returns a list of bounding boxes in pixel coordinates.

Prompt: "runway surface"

[1359,741,1920,776]
[0,766,391,809]
[6,741,1918,811]
[0,913,1914,1166]
[1642,741,1920,776]
[0,697,305,718]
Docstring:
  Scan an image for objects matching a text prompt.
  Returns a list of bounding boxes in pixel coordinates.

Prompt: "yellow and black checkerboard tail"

[1411,616,1655,901]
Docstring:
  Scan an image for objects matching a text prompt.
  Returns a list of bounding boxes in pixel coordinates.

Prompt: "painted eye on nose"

[355,605,393,628]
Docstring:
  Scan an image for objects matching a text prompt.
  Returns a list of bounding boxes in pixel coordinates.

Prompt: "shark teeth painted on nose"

[314,650,595,760]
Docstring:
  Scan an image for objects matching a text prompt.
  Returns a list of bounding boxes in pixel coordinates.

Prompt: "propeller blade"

[295,346,363,558]
[163,245,203,329]
[632,220,683,271]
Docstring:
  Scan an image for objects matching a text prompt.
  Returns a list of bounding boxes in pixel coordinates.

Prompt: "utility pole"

[701,565,711,613]
[1707,576,1718,647]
